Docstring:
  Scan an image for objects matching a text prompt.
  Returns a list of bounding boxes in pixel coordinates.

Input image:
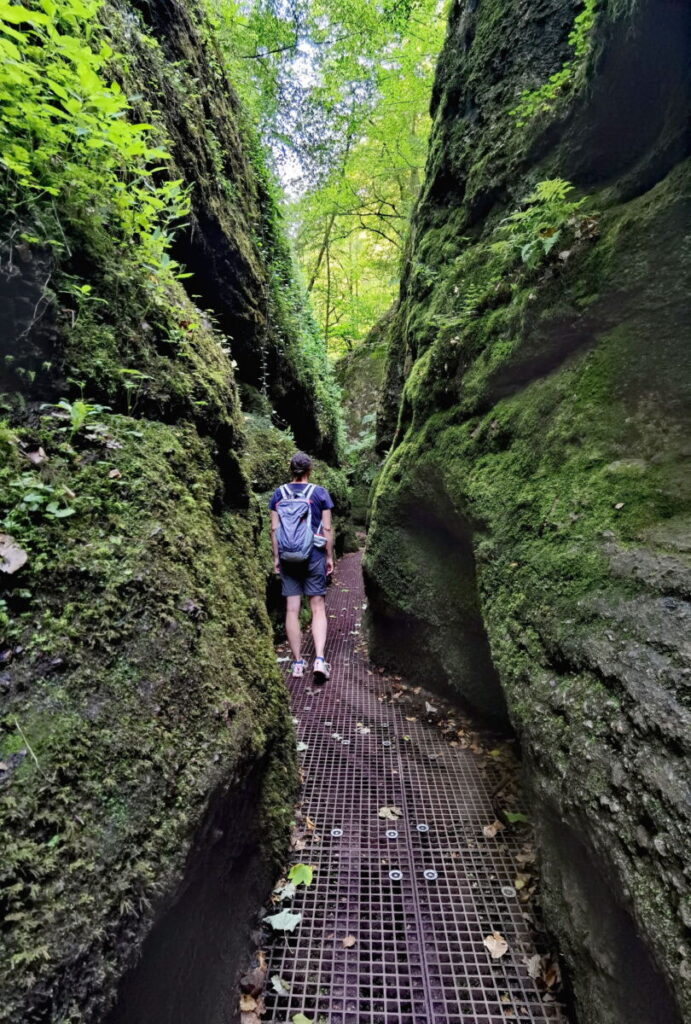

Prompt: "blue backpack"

[276,483,316,563]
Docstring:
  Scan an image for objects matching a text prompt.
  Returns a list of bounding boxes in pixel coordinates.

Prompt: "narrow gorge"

[1,1,689,1023]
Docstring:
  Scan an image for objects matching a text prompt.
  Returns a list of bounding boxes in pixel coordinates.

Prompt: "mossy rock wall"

[0,0,339,1018]
[365,1,691,1020]
[335,313,391,526]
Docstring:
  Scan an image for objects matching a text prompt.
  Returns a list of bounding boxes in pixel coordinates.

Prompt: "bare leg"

[310,595,327,660]
[285,595,302,662]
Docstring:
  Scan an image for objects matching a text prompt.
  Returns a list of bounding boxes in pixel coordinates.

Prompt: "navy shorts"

[280,549,327,597]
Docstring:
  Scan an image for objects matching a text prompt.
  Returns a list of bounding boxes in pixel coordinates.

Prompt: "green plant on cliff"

[494,178,588,268]
[0,0,189,261]
[510,0,598,126]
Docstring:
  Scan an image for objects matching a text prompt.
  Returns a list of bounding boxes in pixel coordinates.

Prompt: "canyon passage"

[1,2,689,1023]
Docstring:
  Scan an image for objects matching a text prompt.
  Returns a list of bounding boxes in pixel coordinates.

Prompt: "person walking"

[269,451,334,684]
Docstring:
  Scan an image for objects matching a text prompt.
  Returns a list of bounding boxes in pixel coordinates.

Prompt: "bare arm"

[270,509,280,574]
[322,508,334,574]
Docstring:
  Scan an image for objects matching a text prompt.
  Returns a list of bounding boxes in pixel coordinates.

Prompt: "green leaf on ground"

[292,1015,313,1024]
[504,811,529,824]
[271,974,291,995]
[288,863,314,887]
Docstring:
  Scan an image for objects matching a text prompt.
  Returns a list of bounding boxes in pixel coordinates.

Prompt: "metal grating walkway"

[263,552,565,1024]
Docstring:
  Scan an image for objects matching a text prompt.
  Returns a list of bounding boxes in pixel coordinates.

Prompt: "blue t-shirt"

[269,482,334,533]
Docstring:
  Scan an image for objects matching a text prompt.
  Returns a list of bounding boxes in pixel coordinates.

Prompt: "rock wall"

[0,1,337,1019]
[335,313,391,525]
[365,0,691,1020]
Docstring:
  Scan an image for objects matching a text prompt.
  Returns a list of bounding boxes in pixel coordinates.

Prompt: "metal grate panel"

[264,552,565,1024]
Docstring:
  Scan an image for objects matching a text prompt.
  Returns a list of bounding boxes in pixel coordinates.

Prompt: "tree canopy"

[206,0,448,354]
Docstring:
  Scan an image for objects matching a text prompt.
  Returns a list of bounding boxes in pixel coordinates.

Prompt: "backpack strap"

[279,484,291,501]
[304,483,316,501]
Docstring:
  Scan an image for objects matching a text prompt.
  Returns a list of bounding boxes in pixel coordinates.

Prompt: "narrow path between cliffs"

[261,552,566,1024]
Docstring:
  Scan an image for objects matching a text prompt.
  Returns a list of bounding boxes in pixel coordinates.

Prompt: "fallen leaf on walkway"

[482,820,505,838]
[265,909,302,932]
[405,716,417,722]
[331,732,342,740]
[292,1015,313,1024]
[296,741,308,752]
[514,872,531,890]
[274,881,296,901]
[425,702,437,714]
[483,932,509,959]
[356,724,370,735]
[378,805,403,820]
[342,935,356,948]
[241,1013,262,1024]
[524,954,541,979]
[240,994,257,1012]
[288,863,314,887]
[271,974,291,995]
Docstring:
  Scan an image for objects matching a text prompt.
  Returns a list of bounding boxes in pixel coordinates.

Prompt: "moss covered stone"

[366,1,691,1020]
[0,0,345,1017]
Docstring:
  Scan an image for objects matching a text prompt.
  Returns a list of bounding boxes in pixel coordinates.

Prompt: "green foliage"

[510,0,598,126]
[207,0,447,354]
[0,0,190,276]
[52,395,108,435]
[494,179,588,268]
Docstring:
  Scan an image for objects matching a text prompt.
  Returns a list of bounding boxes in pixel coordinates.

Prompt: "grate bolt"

[423,869,438,881]
[501,885,517,899]
[330,828,344,838]
[388,869,403,881]
[382,740,392,747]
[386,829,399,839]
[416,823,430,833]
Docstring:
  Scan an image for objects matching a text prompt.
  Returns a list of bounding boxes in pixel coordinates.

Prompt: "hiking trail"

[263,552,565,1024]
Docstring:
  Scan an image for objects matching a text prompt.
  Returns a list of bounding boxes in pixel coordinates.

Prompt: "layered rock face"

[0,1,337,1019]
[365,1,691,1020]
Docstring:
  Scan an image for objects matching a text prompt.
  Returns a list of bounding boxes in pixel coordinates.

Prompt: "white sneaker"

[313,657,330,685]
[291,659,305,678]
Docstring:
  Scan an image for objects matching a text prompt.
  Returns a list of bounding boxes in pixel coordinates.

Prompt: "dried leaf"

[483,932,509,959]
[342,935,356,948]
[239,994,257,1012]
[524,954,541,979]
[25,447,47,465]
[0,534,28,574]
[108,468,122,479]
[378,805,402,820]
[271,974,290,995]
[482,820,505,839]
[273,881,296,902]
[424,701,437,714]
